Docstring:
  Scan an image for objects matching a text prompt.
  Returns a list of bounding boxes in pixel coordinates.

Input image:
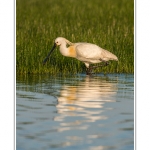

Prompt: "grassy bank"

[16,0,134,75]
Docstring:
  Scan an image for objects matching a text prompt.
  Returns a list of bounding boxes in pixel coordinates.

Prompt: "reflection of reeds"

[16,0,134,74]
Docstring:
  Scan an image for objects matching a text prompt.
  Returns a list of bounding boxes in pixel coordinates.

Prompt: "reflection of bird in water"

[54,76,118,122]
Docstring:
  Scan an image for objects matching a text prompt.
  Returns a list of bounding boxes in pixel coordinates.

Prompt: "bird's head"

[54,37,65,46]
[43,37,73,65]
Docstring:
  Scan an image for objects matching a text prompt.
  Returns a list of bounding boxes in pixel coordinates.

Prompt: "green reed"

[16,0,134,75]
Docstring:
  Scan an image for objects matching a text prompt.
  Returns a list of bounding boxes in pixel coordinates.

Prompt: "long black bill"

[43,43,56,65]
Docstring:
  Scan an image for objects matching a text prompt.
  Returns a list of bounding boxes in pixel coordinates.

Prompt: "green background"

[16,0,134,75]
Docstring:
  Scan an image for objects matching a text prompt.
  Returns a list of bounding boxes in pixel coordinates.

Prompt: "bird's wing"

[75,43,103,59]
[76,43,118,61]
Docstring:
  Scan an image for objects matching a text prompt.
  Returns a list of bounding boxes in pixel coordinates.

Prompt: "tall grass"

[16,0,134,75]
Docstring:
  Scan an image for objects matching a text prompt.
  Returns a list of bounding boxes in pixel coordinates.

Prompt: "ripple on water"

[16,74,134,150]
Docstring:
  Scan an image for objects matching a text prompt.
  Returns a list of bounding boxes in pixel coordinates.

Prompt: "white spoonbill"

[43,37,118,75]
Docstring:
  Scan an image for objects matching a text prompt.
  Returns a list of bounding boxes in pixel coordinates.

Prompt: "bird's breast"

[68,46,77,58]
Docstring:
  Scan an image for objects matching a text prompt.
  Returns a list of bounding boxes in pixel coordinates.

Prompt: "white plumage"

[43,37,118,75]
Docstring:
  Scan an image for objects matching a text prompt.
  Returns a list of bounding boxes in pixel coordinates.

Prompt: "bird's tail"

[112,54,118,61]
[102,49,118,61]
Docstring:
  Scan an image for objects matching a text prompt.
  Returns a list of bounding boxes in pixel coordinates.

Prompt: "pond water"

[16,74,134,150]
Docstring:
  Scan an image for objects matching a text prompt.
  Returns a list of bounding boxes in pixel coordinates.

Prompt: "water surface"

[16,74,134,150]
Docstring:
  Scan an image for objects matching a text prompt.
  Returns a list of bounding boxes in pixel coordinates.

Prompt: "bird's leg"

[86,61,109,75]
[92,61,109,69]
[86,66,93,75]
[86,68,90,75]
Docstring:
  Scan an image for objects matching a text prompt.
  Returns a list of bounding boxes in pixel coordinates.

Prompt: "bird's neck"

[59,43,76,58]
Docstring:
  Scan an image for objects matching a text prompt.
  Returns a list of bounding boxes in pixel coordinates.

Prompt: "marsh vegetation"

[16,0,134,75]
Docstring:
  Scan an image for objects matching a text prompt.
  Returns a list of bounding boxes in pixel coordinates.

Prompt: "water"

[16,74,134,150]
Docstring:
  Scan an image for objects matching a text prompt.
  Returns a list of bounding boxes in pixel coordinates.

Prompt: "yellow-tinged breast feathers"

[68,46,76,58]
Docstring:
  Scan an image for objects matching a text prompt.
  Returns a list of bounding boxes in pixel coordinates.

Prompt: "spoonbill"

[43,37,118,75]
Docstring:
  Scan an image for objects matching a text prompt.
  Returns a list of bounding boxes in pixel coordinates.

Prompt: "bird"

[43,37,118,75]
